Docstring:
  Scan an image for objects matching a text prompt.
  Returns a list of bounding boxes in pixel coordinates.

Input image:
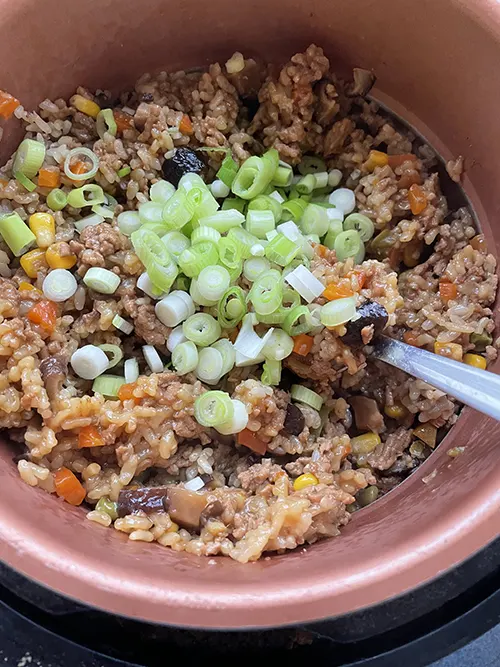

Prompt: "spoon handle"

[372,335,500,421]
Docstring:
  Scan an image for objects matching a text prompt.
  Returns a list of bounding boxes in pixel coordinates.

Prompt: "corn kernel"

[365,150,389,171]
[19,281,42,294]
[293,473,319,491]
[384,403,408,420]
[20,248,48,278]
[46,242,77,270]
[71,94,100,119]
[463,353,487,370]
[434,341,463,361]
[166,521,179,533]
[350,432,381,455]
[28,212,55,249]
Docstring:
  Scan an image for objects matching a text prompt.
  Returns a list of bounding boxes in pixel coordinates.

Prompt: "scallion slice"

[248,194,282,223]
[262,328,294,361]
[284,264,325,303]
[246,210,275,239]
[283,305,315,336]
[248,269,283,315]
[191,225,221,245]
[214,398,249,435]
[67,184,106,209]
[150,180,176,203]
[343,213,375,242]
[221,197,247,214]
[231,149,279,200]
[198,209,245,233]
[172,341,199,375]
[323,218,343,249]
[98,344,123,369]
[0,213,35,256]
[136,272,165,299]
[46,188,68,211]
[138,201,165,228]
[334,229,363,262]
[124,358,140,383]
[194,390,234,427]
[64,147,99,181]
[216,154,239,187]
[291,385,323,411]
[112,314,134,335]
[281,197,309,223]
[162,189,195,230]
[196,347,224,384]
[117,166,131,178]
[178,241,219,278]
[243,257,271,282]
[92,375,125,399]
[261,359,282,385]
[42,269,77,302]
[210,179,231,199]
[264,233,300,267]
[218,286,246,328]
[143,344,164,373]
[197,265,231,302]
[155,291,195,327]
[300,203,330,236]
[74,214,104,233]
[320,296,357,327]
[71,345,109,380]
[166,325,187,353]
[296,174,316,195]
[190,278,217,307]
[131,228,178,291]
[212,339,236,375]
[183,313,221,347]
[272,165,293,188]
[96,109,117,139]
[91,204,114,219]
[228,227,260,259]
[234,313,274,360]
[15,171,37,192]
[161,231,190,262]
[13,139,46,179]
[83,267,121,294]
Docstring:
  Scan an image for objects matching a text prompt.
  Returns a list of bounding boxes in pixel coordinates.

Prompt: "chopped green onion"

[183,313,221,347]
[83,267,121,294]
[42,268,77,302]
[155,291,195,327]
[250,243,266,257]
[15,171,36,192]
[0,212,35,256]
[227,227,259,259]
[226,261,243,284]
[64,147,99,181]
[96,109,117,139]
[243,257,271,282]
[281,197,309,223]
[117,211,141,236]
[92,375,125,399]
[198,209,245,233]
[296,174,316,195]
[136,272,165,299]
[291,385,323,411]
[314,172,329,189]
[194,390,234,427]
[167,326,187,353]
[300,203,329,236]
[214,398,249,435]
[172,275,190,292]
[234,313,273,360]
[323,218,344,249]
[161,231,190,262]
[255,307,288,325]
[283,305,315,336]
[178,241,219,278]
[98,344,123,369]
[91,204,114,219]
[67,184,106,209]
[262,328,294,361]
[172,341,199,375]
[334,229,364,262]
[343,213,375,242]
[74,213,104,233]
[210,179,231,199]
[272,165,293,188]
[265,233,300,266]
[71,345,109,380]
[190,278,218,306]
[191,225,221,245]
[13,139,46,180]
[112,314,134,335]
[188,188,220,223]
[218,286,246,328]
[162,189,195,230]
[248,194,282,222]
[117,165,131,178]
[248,269,283,315]
[138,201,165,229]
[284,265,325,303]
[328,188,356,214]
[46,188,68,211]
[231,148,279,200]
[95,497,118,520]
[298,156,327,175]
[212,339,236,375]
[197,265,231,302]
[131,228,178,291]
[320,296,357,327]
[307,303,323,334]
[196,347,224,384]
[143,344,164,372]
[328,169,343,187]
[150,180,176,203]
[221,197,247,214]
[246,210,275,239]
[217,154,239,187]
[261,359,282,385]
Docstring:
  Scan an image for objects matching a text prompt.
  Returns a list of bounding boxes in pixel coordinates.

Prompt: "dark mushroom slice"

[39,355,68,401]
[161,147,207,187]
[163,486,209,530]
[346,68,376,97]
[282,402,306,436]
[117,486,170,517]
[349,396,385,433]
[343,300,388,347]
[199,500,224,528]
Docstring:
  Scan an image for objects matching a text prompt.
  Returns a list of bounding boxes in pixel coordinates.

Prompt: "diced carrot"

[292,333,314,357]
[387,153,418,169]
[439,280,458,303]
[364,150,389,172]
[38,168,61,189]
[403,330,421,347]
[0,90,20,119]
[114,109,133,133]
[237,429,267,455]
[117,382,140,403]
[408,183,427,215]
[323,280,354,301]
[54,467,86,506]
[78,425,105,449]
[27,300,58,333]
[179,114,194,136]
[316,244,328,258]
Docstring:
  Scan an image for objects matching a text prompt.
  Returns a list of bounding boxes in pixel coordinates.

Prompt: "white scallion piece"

[75,214,104,233]
[307,303,324,334]
[210,179,231,199]
[196,347,223,385]
[136,272,166,300]
[215,399,249,435]
[167,325,187,353]
[42,269,77,302]
[314,171,329,189]
[211,339,236,375]
[328,169,343,187]
[155,291,195,327]
[124,358,139,383]
[243,257,271,282]
[196,265,231,302]
[71,345,109,380]
[83,267,120,295]
[262,328,294,361]
[269,190,285,204]
[326,208,344,222]
[250,243,266,257]
[320,296,357,327]
[277,221,313,260]
[328,188,356,214]
[190,278,218,307]
[112,314,134,335]
[150,179,176,203]
[184,476,205,492]
[284,265,325,303]
[142,345,163,373]
[117,211,142,236]
[266,230,278,241]
[234,314,274,363]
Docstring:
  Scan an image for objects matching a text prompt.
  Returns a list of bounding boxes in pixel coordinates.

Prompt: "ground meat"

[121,295,170,346]
[367,427,412,470]
[75,223,130,273]
[324,118,355,157]
[238,459,286,493]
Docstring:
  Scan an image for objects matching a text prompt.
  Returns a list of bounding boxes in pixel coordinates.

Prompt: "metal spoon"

[372,335,500,421]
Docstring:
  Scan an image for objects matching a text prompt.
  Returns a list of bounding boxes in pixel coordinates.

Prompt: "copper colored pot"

[1,0,500,630]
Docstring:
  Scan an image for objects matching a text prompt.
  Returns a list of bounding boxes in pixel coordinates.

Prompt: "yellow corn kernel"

[365,150,389,171]
[71,94,100,119]
[463,353,487,370]
[413,423,437,448]
[350,432,381,456]
[46,242,77,269]
[384,403,408,420]
[20,248,48,279]
[293,473,319,491]
[28,212,55,249]
[166,521,179,533]
[434,341,463,361]
[19,281,42,294]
